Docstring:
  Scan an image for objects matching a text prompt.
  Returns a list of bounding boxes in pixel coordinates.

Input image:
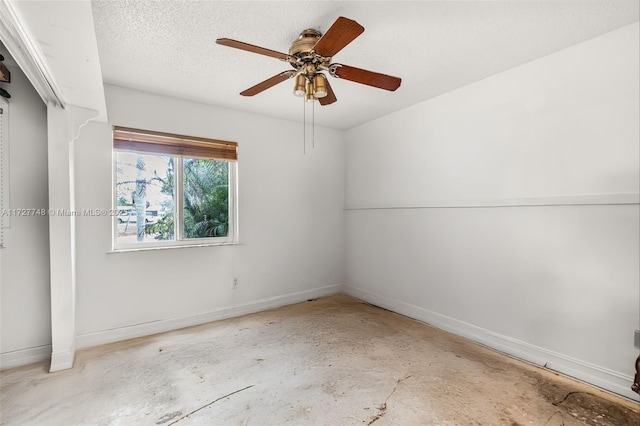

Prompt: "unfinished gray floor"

[1,295,638,425]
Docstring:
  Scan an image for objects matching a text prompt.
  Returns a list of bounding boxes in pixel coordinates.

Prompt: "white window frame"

[112,150,238,252]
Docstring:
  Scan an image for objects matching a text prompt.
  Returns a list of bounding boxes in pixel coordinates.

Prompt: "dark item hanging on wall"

[0,53,11,98]
[632,355,640,394]
[0,53,10,98]
[0,54,10,83]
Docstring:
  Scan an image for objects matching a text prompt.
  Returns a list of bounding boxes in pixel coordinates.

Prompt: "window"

[113,126,237,250]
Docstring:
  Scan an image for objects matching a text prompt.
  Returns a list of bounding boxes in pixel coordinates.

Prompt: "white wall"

[73,85,345,345]
[344,23,640,400]
[0,42,51,368]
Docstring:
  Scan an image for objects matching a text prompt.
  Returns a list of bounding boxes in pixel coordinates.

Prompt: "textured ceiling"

[92,1,639,130]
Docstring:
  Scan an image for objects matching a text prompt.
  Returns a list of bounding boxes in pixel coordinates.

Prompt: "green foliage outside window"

[145,158,229,240]
[183,159,229,238]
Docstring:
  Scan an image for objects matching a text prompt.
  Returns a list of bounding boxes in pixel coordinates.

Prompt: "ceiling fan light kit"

[216,17,402,106]
[293,74,306,97]
[313,74,327,98]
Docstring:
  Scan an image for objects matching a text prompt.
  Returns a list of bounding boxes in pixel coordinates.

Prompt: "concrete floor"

[1,295,638,425]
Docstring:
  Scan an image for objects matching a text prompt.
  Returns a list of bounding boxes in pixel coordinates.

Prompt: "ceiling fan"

[215,17,401,105]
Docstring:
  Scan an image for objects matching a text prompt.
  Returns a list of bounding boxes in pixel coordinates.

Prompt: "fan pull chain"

[312,100,315,149]
[301,96,316,154]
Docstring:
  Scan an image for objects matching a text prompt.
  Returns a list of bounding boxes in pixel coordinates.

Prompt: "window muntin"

[113,127,237,250]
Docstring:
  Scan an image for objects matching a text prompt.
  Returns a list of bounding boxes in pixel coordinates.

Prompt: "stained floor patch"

[1,295,637,425]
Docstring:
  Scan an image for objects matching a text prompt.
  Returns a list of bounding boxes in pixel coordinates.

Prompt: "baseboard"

[76,284,342,350]
[0,345,51,370]
[345,285,640,402]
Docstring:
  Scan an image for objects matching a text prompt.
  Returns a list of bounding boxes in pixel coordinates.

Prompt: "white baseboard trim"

[50,347,75,372]
[0,345,51,370]
[345,285,639,402]
[76,284,342,350]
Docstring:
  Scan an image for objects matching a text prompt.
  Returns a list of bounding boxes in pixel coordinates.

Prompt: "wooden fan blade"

[334,64,401,91]
[240,71,295,96]
[216,38,289,60]
[313,17,364,58]
[318,78,337,106]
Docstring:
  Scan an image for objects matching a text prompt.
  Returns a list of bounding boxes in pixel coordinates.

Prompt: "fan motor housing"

[289,29,322,60]
[288,29,332,75]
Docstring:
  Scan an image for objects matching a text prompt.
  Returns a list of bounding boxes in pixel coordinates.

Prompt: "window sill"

[108,242,241,254]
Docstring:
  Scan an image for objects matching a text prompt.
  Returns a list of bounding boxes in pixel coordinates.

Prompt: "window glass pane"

[183,158,229,239]
[115,152,175,244]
